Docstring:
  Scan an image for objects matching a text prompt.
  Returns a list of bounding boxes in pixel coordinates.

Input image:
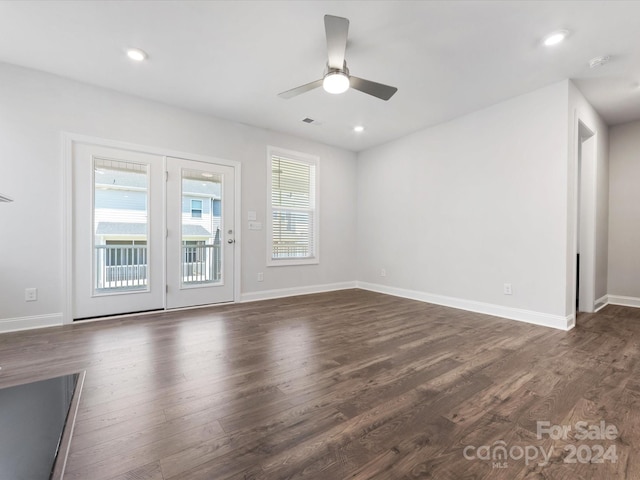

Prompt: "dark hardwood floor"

[0,289,638,479]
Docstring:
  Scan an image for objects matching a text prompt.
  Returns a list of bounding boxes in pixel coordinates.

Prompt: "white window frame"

[267,146,319,266]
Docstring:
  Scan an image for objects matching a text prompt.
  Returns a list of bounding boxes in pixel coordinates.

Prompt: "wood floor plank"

[109,461,165,480]
[0,289,637,479]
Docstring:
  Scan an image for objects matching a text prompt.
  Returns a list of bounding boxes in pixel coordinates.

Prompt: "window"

[191,199,202,218]
[267,147,319,265]
[212,198,221,217]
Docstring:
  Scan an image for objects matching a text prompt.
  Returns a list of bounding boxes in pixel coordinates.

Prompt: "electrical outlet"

[503,283,512,295]
[25,288,37,302]
[257,272,264,282]
[381,268,386,277]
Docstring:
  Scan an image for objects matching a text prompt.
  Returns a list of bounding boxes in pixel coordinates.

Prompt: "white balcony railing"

[95,243,221,292]
[95,245,148,291]
[182,244,221,284]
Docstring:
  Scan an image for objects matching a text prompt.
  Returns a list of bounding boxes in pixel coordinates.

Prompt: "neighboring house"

[93,164,221,290]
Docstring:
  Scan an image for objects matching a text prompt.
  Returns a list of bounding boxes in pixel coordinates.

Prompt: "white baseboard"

[240,281,357,303]
[2,285,584,333]
[594,295,609,312]
[356,282,574,331]
[607,295,640,308]
[0,313,63,333]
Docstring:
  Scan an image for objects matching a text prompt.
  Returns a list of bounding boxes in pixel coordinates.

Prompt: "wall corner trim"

[240,281,358,303]
[356,282,574,331]
[0,313,63,333]
[594,295,609,312]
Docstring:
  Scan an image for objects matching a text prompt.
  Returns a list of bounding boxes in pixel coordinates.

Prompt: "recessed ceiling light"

[353,125,365,133]
[543,30,570,47]
[126,48,148,61]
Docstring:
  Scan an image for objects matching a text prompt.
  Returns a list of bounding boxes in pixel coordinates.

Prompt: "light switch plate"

[247,211,257,221]
[248,221,262,230]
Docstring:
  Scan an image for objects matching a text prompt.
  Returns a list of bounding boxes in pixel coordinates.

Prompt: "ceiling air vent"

[589,55,611,69]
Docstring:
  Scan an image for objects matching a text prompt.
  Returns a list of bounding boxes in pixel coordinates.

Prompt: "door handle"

[227,239,235,244]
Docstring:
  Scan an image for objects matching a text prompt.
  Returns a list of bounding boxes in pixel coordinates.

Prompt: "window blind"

[271,155,316,260]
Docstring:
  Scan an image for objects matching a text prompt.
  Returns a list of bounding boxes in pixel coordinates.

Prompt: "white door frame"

[568,112,598,323]
[62,132,241,324]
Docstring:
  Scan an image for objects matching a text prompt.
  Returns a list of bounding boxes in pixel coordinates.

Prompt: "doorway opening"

[576,121,596,316]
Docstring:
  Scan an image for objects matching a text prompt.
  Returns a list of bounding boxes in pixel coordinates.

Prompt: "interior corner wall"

[567,81,610,311]
[608,119,640,301]
[0,62,357,330]
[356,81,571,325]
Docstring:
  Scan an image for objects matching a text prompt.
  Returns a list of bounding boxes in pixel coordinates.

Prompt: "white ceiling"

[0,0,639,152]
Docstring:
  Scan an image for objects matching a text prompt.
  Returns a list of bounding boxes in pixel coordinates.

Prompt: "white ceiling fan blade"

[278,79,323,99]
[350,76,398,101]
[325,15,349,70]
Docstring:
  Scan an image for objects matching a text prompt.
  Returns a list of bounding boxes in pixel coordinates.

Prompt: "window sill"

[267,258,319,267]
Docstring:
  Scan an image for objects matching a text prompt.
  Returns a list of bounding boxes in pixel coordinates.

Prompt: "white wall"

[0,61,615,333]
[0,62,357,330]
[567,82,609,312]
[608,120,640,302]
[356,81,573,328]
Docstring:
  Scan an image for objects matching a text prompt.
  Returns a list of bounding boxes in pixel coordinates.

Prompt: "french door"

[165,157,235,309]
[72,143,235,320]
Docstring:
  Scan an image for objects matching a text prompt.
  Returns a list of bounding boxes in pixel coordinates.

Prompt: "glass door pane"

[94,159,149,293]
[180,169,223,286]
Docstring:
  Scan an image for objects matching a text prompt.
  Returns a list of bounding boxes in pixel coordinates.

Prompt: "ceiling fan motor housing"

[324,61,350,77]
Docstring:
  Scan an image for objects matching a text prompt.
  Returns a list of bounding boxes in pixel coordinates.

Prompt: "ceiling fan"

[278,15,398,101]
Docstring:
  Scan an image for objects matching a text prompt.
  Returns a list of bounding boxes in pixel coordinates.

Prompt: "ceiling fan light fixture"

[323,72,350,94]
